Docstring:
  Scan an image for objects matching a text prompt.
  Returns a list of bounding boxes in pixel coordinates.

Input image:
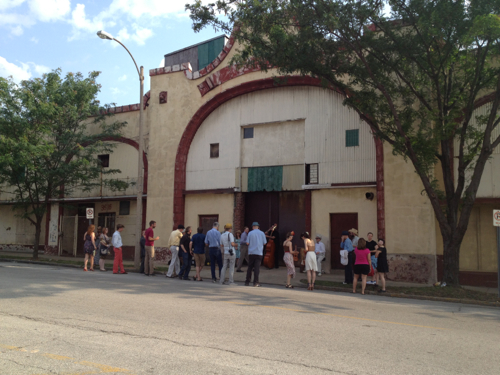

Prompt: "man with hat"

[245,222,267,287]
[349,228,359,248]
[205,222,222,282]
[166,224,184,278]
[220,223,237,285]
[341,230,354,284]
[315,234,326,276]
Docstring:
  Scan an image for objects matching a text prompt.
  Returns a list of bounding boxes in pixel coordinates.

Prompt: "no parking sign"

[494,209,500,227]
[86,208,94,219]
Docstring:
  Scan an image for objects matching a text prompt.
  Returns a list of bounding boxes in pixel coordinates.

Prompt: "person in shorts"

[352,238,372,295]
[190,227,206,281]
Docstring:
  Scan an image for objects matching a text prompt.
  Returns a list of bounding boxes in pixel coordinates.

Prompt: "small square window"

[243,127,254,139]
[346,129,359,147]
[210,143,219,158]
[306,163,319,184]
[98,154,110,168]
[119,201,130,215]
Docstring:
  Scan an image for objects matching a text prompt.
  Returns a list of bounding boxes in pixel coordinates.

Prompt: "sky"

[0,0,221,106]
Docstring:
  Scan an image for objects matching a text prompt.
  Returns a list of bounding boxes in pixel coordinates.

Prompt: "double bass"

[263,224,277,269]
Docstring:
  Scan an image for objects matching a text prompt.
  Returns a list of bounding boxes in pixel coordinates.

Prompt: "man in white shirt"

[220,223,237,285]
[315,234,326,276]
[112,224,127,274]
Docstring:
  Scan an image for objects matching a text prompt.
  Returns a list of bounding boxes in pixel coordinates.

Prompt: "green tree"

[187,0,500,285]
[0,69,128,259]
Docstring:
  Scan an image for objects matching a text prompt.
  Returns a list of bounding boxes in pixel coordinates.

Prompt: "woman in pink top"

[352,238,372,295]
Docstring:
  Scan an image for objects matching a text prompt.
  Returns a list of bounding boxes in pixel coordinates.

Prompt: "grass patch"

[301,279,500,303]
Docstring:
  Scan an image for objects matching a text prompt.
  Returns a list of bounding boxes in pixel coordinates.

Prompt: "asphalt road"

[1,263,499,375]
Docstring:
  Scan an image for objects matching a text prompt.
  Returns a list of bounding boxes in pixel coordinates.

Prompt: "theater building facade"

[1,35,498,287]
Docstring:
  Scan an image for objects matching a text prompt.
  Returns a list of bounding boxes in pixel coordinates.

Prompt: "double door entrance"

[330,213,358,269]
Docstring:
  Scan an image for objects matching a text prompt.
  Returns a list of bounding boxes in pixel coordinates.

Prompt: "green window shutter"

[248,166,283,192]
[346,129,359,147]
[198,37,226,70]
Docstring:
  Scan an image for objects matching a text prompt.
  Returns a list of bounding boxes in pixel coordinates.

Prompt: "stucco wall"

[0,204,46,247]
[184,193,234,230]
[311,187,378,274]
[435,203,498,272]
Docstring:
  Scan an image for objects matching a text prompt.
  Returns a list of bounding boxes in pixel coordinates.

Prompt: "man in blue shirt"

[340,230,354,284]
[205,222,222,282]
[236,226,249,272]
[245,222,267,287]
[190,227,206,281]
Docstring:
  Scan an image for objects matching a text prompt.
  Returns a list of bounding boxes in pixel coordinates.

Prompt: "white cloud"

[0,56,31,81]
[0,0,26,12]
[69,3,104,39]
[28,0,70,22]
[30,36,38,43]
[111,87,126,96]
[118,74,127,81]
[11,24,23,35]
[114,24,153,46]
[0,56,50,82]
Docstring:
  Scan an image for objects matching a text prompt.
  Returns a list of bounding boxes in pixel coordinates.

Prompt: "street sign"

[494,209,500,227]
[86,208,94,219]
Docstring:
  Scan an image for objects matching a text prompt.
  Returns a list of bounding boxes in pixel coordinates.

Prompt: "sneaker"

[244,282,250,286]
[229,282,237,286]
[212,279,217,283]
[254,283,261,287]
[318,273,322,276]
[343,282,348,285]
[236,270,244,273]
[378,289,387,293]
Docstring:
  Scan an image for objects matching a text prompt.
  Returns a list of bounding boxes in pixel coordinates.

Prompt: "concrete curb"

[306,283,500,308]
[3,258,499,307]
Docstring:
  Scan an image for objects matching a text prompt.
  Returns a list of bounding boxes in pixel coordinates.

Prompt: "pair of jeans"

[220,253,236,284]
[178,250,192,279]
[94,244,100,266]
[344,251,354,283]
[113,247,125,273]
[167,246,180,277]
[245,254,262,285]
[209,247,223,280]
[236,244,249,271]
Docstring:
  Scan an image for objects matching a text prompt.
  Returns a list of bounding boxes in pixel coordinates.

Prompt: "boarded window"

[119,201,130,216]
[98,154,110,168]
[243,127,254,139]
[210,143,219,158]
[306,163,319,184]
[248,166,283,192]
[345,129,359,147]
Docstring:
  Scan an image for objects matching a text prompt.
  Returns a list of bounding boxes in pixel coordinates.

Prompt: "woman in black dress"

[375,239,389,293]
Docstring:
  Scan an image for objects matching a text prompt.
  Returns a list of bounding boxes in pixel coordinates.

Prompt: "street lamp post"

[97,30,144,270]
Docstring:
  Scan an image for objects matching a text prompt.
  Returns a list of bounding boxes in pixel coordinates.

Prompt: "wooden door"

[199,215,219,234]
[244,192,279,231]
[330,213,358,269]
[279,192,305,250]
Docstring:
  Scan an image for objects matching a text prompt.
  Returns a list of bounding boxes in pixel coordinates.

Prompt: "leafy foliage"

[0,69,127,258]
[187,0,500,284]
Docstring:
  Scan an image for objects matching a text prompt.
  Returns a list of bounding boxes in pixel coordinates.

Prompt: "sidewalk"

[0,250,446,288]
[2,250,497,298]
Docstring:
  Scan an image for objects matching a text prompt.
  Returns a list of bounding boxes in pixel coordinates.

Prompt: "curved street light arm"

[112,38,141,78]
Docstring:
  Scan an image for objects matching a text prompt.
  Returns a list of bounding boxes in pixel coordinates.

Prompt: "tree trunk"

[32,221,42,260]
[442,238,461,286]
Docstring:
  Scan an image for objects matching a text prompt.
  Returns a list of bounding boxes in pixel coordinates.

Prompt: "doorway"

[330,213,358,269]
[199,215,219,234]
[98,213,116,237]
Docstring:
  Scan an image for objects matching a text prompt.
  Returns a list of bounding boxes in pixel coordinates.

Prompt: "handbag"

[100,245,109,255]
[368,264,375,277]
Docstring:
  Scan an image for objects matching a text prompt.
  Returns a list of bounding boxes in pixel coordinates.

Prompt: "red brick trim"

[173,76,386,237]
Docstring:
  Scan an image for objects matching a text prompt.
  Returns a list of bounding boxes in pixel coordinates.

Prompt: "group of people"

[82,221,387,294]
[82,223,127,274]
[340,228,389,294]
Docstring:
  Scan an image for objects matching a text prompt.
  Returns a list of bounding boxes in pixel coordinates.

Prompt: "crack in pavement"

[0,310,353,374]
[0,357,58,374]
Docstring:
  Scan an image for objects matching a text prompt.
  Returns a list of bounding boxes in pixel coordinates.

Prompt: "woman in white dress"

[301,232,317,290]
